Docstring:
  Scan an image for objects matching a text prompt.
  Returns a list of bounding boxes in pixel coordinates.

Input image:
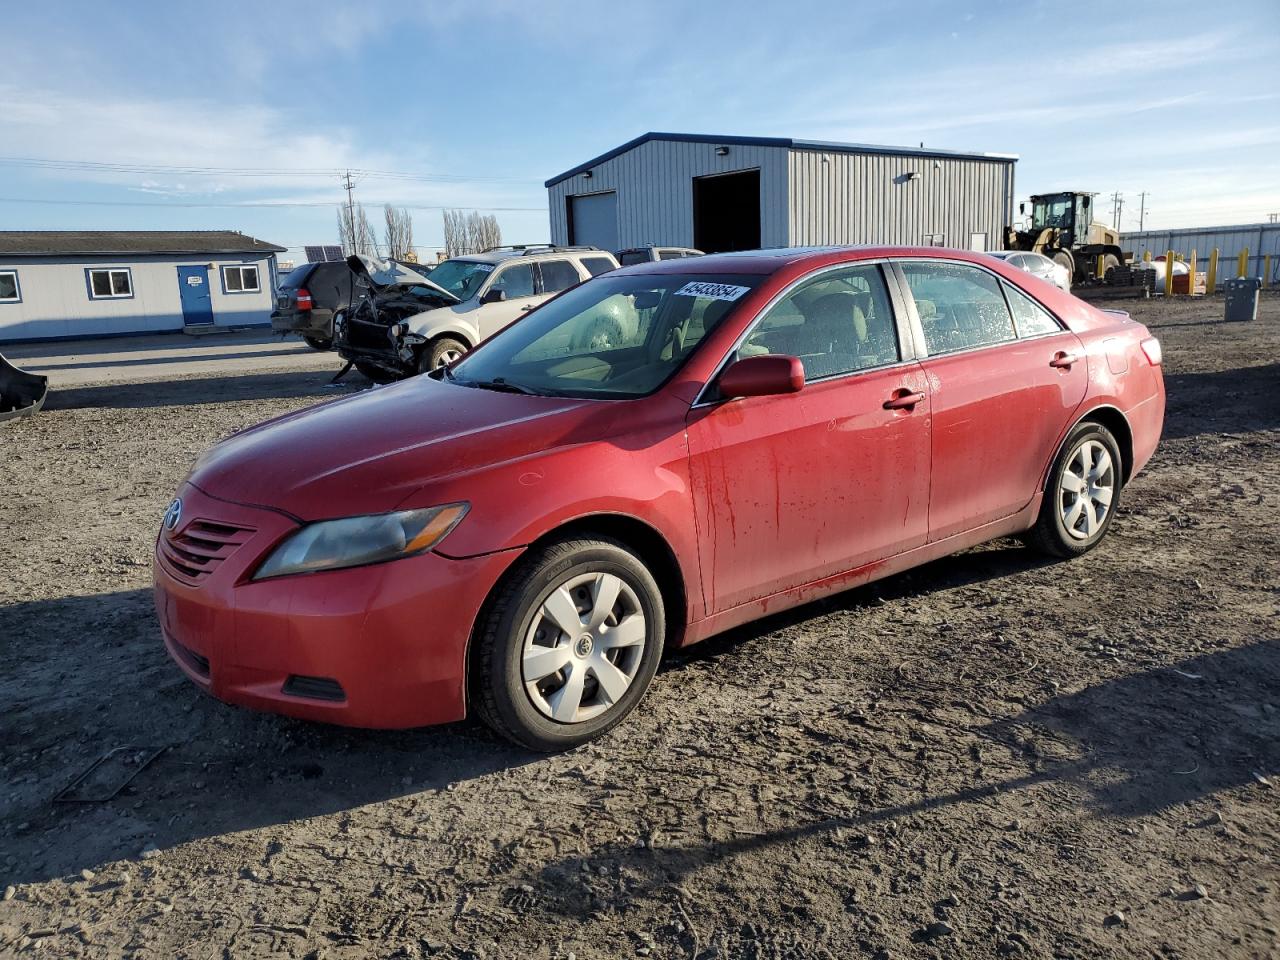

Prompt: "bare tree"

[337,203,380,258]
[383,205,415,261]
[442,209,502,257]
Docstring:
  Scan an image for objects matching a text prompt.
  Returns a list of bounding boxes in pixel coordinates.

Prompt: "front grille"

[345,317,394,350]
[158,519,256,584]
[173,639,210,677]
[282,675,347,702]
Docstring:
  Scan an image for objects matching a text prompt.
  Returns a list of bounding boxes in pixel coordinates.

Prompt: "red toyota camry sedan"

[154,246,1164,750]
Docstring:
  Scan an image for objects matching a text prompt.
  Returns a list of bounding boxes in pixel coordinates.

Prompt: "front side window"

[901,261,1016,355]
[449,273,762,399]
[88,268,132,299]
[1004,283,1062,337]
[538,259,580,294]
[222,264,261,293]
[581,256,616,277]
[488,262,535,299]
[0,270,19,302]
[738,264,900,380]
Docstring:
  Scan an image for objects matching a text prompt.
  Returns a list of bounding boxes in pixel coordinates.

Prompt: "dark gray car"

[271,261,365,351]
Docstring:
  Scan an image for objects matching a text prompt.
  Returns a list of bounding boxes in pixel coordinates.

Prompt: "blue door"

[177,266,214,327]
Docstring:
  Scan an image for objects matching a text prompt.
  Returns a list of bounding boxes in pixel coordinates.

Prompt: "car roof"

[451,247,613,266]
[613,244,1007,276]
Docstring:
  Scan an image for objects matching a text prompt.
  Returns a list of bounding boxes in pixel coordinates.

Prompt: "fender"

[404,307,479,348]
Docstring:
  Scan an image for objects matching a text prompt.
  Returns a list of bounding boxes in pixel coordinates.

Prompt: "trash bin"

[1223,277,1261,322]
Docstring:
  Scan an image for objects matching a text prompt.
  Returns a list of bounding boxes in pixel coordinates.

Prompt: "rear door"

[686,262,931,613]
[892,259,1087,542]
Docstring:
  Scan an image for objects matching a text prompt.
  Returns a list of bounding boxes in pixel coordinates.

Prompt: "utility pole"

[1268,212,1279,223]
[1110,191,1124,231]
[1138,192,1148,232]
[341,170,357,251]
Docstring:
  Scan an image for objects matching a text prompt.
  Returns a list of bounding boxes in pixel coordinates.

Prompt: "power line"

[0,155,542,185]
[0,196,546,211]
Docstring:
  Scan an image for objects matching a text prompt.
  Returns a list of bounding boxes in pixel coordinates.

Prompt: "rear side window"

[1004,283,1062,337]
[581,256,616,277]
[900,262,1016,355]
[539,259,581,294]
[740,264,900,379]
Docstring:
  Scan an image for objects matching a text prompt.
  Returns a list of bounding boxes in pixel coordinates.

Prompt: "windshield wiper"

[459,376,551,396]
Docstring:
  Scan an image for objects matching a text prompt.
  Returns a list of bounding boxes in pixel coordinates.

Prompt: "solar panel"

[303,245,346,263]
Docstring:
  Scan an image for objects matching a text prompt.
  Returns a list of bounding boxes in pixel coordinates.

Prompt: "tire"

[1051,249,1075,279]
[354,362,394,384]
[419,336,468,374]
[303,335,333,351]
[471,537,665,752]
[1102,253,1121,283]
[1025,421,1123,558]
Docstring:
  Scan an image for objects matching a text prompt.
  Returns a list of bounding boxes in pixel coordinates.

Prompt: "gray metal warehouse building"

[545,132,1017,254]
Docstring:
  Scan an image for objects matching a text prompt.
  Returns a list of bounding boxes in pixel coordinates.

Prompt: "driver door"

[685,263,931,614]
[476,262,541,340]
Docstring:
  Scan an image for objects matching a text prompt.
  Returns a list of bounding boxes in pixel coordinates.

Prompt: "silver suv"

[337,245,619,379]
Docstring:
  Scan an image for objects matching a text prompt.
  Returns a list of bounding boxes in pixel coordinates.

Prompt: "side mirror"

[1019,202,1025,215]
[1082,195,1091,209]
[717,354,805,399]
[480,288,506,305]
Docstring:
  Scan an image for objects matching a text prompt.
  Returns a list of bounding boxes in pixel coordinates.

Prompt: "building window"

[222,264,261,293]
[922,234,946,247]
[87,268,133,299]
[0,270,19,303]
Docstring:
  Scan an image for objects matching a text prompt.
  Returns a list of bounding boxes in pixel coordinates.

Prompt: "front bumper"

[153,482,519,728]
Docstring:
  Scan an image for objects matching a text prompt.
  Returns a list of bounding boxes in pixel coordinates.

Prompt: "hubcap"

[522,572,647,724]
[1060,439,1114,540]
[435,348,463,368]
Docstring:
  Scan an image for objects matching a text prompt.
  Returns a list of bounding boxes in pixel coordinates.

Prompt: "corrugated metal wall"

[548,139,791,249]
[1122,223,1280,287]
[788,149,1015,248]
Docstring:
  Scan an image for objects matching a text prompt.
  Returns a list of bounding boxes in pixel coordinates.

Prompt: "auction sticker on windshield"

[674,281,751,302]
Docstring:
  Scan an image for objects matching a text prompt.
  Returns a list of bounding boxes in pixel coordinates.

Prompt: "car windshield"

[448,273,763,399]
[424,259,494,300]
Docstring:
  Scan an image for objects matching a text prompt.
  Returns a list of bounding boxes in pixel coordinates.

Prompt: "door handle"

[1049,351,1080,368]
[883,390,925,410]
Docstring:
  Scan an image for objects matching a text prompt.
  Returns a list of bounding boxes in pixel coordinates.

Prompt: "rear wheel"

[419,336,468,374]
[303,335,333,351]
[1026,422,1123,558]
[471,537,665,752]
[1102,253,1121,282]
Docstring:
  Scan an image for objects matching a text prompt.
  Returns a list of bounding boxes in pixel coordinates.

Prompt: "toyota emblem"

[164,498,183,532]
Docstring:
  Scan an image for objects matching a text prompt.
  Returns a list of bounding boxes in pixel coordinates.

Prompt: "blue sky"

[3,0,1277,263]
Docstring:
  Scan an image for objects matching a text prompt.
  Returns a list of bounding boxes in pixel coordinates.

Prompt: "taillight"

[1140,337,1162,365]
[296,287,313,311]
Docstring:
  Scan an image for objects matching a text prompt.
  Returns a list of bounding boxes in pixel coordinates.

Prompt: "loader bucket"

[0,351,48,421]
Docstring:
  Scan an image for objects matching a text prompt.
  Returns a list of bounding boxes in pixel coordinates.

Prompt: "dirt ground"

[2,295,1277,960]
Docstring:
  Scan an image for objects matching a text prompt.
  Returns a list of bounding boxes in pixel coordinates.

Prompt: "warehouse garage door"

[567,192,619,251]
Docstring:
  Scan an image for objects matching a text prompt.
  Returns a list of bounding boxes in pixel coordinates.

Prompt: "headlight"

[252,503,468,580]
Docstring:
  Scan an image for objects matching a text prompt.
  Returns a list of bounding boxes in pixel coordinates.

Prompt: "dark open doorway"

[693,169,761,253]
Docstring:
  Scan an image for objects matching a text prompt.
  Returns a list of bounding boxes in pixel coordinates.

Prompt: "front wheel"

[1025,422,1123,558]
[419,336,468,374]
[303,335,333,351]
[471,537,665,751]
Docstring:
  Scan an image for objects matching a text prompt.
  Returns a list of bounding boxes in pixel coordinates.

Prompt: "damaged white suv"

[336,245,619,379]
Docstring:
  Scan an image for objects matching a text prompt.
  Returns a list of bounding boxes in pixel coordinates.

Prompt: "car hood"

[188,376,590,520]
[348,254,459,302]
